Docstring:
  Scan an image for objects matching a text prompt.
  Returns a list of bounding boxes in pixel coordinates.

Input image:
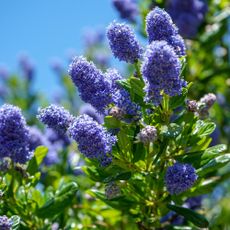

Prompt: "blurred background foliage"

[0,0,230,229]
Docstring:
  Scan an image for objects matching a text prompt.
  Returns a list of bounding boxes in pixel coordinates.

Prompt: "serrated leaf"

[27,146,48,175]
[167,204,209,228]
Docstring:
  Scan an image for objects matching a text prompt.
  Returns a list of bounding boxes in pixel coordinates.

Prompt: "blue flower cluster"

[106,68,140,117]
[166,0,208,38]
[107,22,142,63]
[0,104,31,164]
[141,41,186,105]
[165,163,197,194]
[146,7,186,57]
[79,104,104,124]
[37,104,73,134]
[68,57,114,113]
[0,215,12,230]
[112,0,138,22]
[68,114,117,166]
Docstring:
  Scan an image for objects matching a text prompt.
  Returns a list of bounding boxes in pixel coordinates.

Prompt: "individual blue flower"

[68,114,117,166]
[146,7,178,43]
[146,7,186,57]
[165,163,198,194]
[166,0,208,38]
[68,57,114,113]
[79,104,104,124]
[37,104,73,134]
[0,215,12,230]
[107,21,142,63]
[141,41,185,105]
[0,104,31,164]
[112,0,138,22]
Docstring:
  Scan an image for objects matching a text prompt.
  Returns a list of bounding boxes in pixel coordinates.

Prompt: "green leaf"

[197,154,230,177]
[169,86,188,110]
[202,144,227,159]
[82,166,103,182]
[104,116,121,129]
[103,171,132,183]
[10,215,20,230]
[36,182,78,218]
[132,142,146,163]
[117,79,131,91]
[167,204,209,228]
[192,120,216,137]
[117,129,133,155]
[176,144,227,167]
[27,146,48,175]
[129,77,145,97]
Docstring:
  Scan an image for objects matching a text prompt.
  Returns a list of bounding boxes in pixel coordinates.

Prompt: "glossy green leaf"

[167,204,209,228]
[104,116,121,129]
[192,120,216,137]
[129,77,145,97]
[10,215,21,230]
[36,182,78,218]
[27,146,48,175]
[197,154,230,177]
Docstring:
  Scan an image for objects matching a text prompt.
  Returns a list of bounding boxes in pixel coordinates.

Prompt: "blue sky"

[0,0,117,96]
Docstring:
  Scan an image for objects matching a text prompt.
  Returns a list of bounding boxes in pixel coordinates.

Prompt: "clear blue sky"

[0,0,117,96]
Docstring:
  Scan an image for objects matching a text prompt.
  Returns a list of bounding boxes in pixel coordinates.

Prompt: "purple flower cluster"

[137,125,157,144]
[68,57,114,113]
[146,7,185,57]
[68,115,117,166]
[165,163,197,194]
[37,104,73,134]
[0,104,31,164]
[0,215,12,230]
[112,0,138,22]
[141,41,186,105]
[79,104,104,124]
[107,22,142,63]
[106,68,140,117]
[166,0,208,38]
